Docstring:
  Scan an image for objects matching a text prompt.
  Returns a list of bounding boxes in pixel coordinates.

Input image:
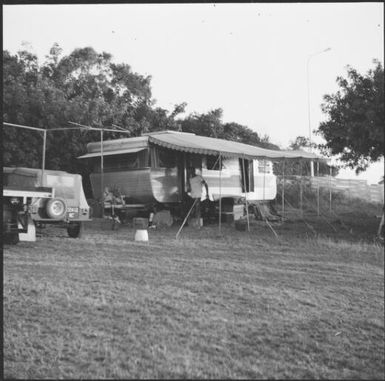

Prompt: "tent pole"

[242,155,250,231]
[317,160,320,217]
[282,159,286,221]
[219,154,222,234]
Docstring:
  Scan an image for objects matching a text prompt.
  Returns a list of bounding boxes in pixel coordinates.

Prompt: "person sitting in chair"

[103,187,113,206]
[103,186,124,223]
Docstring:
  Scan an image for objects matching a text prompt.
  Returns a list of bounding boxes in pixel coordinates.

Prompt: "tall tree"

[316,60,384,173]
[3,49,46,167]
[3,44,280,190]
[3,45,155,172]
[222,123,278,150]
[289,136,313,151]
[180,109,278,150]
[181,108,224,138]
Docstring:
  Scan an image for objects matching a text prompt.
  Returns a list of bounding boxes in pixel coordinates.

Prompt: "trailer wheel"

[46,198,67,219]
[67,222,83,238]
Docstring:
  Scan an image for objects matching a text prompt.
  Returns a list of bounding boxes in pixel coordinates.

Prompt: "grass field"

[3,210,384,379]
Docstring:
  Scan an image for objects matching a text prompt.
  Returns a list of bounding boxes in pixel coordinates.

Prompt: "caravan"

[78,130,314,222]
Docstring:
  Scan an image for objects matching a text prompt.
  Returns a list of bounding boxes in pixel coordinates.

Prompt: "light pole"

[307,47,331,176]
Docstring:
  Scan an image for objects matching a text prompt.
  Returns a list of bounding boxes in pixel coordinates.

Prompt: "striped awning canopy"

[147,131,323,161]
[78,131,325,161]
[77,147,145,159]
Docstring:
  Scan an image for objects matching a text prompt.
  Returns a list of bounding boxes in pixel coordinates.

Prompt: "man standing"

[188,167,209,227]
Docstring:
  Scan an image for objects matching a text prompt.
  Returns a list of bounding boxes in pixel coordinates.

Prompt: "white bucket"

[134,229,149,242]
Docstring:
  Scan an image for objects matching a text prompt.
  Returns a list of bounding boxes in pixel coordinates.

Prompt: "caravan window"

[204,155,223,171]
[93,153,140,171]
[258,160,272,174]
[153,147,177,168]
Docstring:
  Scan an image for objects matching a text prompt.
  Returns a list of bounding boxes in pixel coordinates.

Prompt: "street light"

[307,47,331,176]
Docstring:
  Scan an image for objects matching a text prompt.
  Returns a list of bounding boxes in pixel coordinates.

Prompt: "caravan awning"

[77,131,325,161]
[276,149,324,160]
[148,132,324,161]
[77,147,146,159]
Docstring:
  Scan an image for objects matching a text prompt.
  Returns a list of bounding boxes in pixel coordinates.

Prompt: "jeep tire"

[67,222,83,238]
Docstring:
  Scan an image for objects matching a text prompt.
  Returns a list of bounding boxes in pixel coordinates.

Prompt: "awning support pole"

[300,160,303,217]
[263,159,266,201]
[317,160,320,217]
[101,127,104,218]
[265,216,279,239]
[176,198,199,239]
[282,159,286,221]
[329,165,332,215]
[261,159,279,238]
[219,154,222,234]
[41,129,47,185]
[242,155,250,232]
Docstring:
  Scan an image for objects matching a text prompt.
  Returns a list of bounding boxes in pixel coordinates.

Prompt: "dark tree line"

[5,45,378,184]
[3,45,278,183]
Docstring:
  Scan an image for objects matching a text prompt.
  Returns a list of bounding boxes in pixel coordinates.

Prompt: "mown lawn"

[3,216,384,379]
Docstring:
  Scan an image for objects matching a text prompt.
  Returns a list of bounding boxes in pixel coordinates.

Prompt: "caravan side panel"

[90,167,180,204]
[150,167,180,203]
[247,160,277,200]
[202,158,243,199]
[90,169,156,203]
[202,158,277,201]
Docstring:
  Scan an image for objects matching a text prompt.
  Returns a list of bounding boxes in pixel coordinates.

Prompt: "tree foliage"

[180,108,279,149]
[317,60,384,173]
[3,46,164,176]
[289,136,313,151]
[3,44,291,197]
[4,45,278,173]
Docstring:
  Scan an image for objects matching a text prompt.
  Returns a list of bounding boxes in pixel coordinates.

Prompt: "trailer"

[3,167,92,242]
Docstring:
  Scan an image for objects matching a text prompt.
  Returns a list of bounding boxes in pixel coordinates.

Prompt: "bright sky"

[3,3,384,183]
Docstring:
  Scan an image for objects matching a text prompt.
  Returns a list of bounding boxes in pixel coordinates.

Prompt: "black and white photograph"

[2,1,384,379]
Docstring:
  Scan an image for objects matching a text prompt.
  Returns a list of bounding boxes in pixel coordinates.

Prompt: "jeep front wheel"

[67,222,83,238]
